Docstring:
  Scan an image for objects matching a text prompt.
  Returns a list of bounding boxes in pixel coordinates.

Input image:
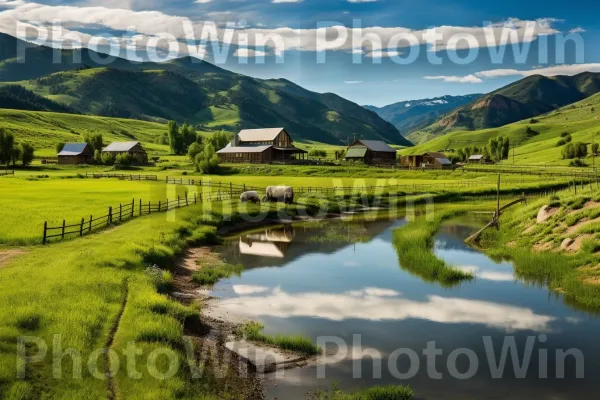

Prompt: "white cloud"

[365,49,402,58]
[569,27,586,34]
[423,74,483,83]
[456,266,515,282]
[233,48,269,57]
[232,285,270,295]
[216,286,557,332]
[344,80,362,84]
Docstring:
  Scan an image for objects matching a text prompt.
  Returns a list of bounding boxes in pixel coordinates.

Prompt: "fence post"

[43,221,47,245]
[230,182,233,200]
[119,204,122,221]
[194,193,197,204]
[131,199,134,218]
[166,176,168,183]
[62,220,66,239]
[139,199,142,216]
[243,184,246,192]
[89,215,92,232]
[80,218,84,237]
[148,201,151,214]
[158,201,161,212]
[185,192,188,206]
[108,207,112,226]
[178,195,180,208]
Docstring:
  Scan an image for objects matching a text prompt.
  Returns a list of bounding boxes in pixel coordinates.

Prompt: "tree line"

[450,136,510,163]
[0,129,35,168]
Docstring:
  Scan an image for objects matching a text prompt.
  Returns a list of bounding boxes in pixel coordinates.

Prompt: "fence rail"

[42,190,243,244]
[0,170,14,176]
[86,173,158,181]
[462,165,599,179]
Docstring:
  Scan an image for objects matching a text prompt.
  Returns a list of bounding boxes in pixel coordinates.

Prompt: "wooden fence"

[86,173,158,181]
[42,190,241,244]
[0,170,14,176]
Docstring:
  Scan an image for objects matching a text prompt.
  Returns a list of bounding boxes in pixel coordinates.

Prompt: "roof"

[353,140,396,153]
[217,145,272,154]
[469,154,484,160]
[103,141,141,152]
[435,157,452,165]
[345,147,368,158]
[57,143,90,156]
[238,128,286,142]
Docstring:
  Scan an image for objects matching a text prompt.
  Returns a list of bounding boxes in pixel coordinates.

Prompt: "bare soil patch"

[567,217,600,234]
[533,241,554,252]
[0,250,25,267]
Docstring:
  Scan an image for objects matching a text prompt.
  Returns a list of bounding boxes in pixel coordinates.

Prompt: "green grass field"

[403,92,600,166]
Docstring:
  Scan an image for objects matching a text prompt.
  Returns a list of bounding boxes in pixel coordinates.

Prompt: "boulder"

[561,238,575,250]
[537,205,555,224]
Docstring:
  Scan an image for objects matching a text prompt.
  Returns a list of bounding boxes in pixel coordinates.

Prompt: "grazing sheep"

[240,191,261,204]
[266,186,294,205]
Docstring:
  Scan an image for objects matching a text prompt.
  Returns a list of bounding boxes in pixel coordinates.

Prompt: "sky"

[1,0,599,106]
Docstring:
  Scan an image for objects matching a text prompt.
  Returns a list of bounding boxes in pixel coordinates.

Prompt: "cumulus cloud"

[425,64,600,84]
[423,74,483,83]
[344,80,362,84]
[233,48,269,57]
[215,286,557,331]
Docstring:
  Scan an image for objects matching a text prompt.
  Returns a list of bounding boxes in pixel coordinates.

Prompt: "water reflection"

[210,217,600,400]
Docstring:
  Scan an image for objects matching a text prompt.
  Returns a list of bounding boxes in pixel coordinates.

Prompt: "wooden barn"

[102,141,148,164]
[400,152,453,169]
[344,140,397,164]
[216,128,307,163]
[57,143,94,165]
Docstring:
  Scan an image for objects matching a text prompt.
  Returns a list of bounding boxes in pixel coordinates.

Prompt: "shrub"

[101,152,115,165]
[309,149,327,158]
[192,263,243,285]
[114,153,133,167]
[569,159,588,167]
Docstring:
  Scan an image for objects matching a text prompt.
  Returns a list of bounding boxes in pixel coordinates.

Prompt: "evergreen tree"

[0,129,15,168]
[20,143,35,166]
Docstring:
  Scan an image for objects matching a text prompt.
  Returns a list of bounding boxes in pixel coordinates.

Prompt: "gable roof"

[238,128,286,142]
[58,143,91,156]
[435,157,452,165]
[103,141,141,152]
[345,147,368,158]
[217,145,273,154]
[469,154,484,160]
[353,140,396,153]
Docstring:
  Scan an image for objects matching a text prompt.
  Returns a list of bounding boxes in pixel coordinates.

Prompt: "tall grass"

[392,210,473,287]
[192,263,243,286]
[236,321,322,356]
[317,384,414,400]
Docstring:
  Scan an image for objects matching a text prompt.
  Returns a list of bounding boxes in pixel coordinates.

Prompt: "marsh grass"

[316,384,414,400]
[236,321,322,356]
[192,263,243,286]
[392,210,473,287]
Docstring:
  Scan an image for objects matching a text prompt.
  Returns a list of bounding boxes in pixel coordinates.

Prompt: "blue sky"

[1,0,599,106]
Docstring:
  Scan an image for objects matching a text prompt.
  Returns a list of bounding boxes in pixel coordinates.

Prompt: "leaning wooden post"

[185,192,188,206]
[43,221,47,245]
[62,220,66,239]
[89,215,92,232]
[80,218,84,237]
[119,204,122,221]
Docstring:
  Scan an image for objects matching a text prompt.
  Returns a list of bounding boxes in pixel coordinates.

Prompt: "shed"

[468,154,484,164]
[102,141,148,164]
[400,152,453,169]
[345,140,397,164]
[57,143,94,165]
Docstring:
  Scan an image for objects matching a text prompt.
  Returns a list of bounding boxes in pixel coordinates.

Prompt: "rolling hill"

[364,94,482,143]
[414,73,600,143]
[0,33,410,146]
[402,91,600,166]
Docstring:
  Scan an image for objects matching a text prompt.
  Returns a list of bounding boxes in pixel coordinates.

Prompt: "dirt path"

[106,278,129,400]
[0,250,25,267]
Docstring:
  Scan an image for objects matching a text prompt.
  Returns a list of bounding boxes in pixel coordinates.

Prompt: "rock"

[537,205,559,224]
[561,238,575,250]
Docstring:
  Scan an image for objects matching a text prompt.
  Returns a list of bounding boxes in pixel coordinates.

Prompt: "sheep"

[265,186,294,205]
[240,191,261,204]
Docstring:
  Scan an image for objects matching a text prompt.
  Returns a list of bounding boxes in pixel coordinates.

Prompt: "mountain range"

[365,94,482,143]
[0,33,411,147]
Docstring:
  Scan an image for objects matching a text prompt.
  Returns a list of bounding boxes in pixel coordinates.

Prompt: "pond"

[208,216,600,399]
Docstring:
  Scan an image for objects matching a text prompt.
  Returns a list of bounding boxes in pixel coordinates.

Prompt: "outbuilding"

[57,143,94,165]
[102,141,148,164]
[400,152,453,169]
[345,140,397,164]
[217,128,307,163]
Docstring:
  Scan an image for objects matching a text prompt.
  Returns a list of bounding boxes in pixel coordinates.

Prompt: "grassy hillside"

[0,33,409,146]
[0,108,170,156]
[403,92,600,166]
[417,73,600,142]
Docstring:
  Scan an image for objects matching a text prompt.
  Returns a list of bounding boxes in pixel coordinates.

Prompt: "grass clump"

[192,263,243,285]
[392,210,473,287]
[236,321,322,356]
[316,384,414,400]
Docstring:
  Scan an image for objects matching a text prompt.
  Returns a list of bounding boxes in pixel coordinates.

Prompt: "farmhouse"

[468,154,484,164]
[102,141,148,164]
[344,140,397,164]
[57,143,94,165]
[216,128,307,163]
[400,152,453,169]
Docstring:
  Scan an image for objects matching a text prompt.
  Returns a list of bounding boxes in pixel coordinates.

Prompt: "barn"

[216,128,307,163]
[345,140,397,164]
[102,141,148,164]
[57,143,94,165]
[400,152,453,169]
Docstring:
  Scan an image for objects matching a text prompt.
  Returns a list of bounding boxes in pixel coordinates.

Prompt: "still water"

[209,216,600,399]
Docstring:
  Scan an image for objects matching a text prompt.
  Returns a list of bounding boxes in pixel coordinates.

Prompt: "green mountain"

[0,85,74,113]
[364,94,482,143]
[0,33,410,146]
[416,73,600,142]
[402,91,600,166]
